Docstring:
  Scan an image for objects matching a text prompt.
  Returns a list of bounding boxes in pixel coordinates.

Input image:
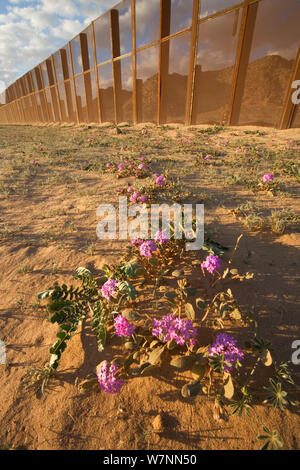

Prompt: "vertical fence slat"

[158,0,171,124]
[157,0,163,125]
[51,55,63,123]
[68,43,80,124]
[110,9,120,124]
[80,33,92,123]
[132,0,137,124]
[91,21,102,123]
[185,0,200,126]
[39,64,50,123]
[279,45,300,129]
[29,71,39,123]
[227,0,258,126]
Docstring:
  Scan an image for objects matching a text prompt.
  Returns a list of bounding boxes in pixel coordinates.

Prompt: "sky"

[0,0,116,92]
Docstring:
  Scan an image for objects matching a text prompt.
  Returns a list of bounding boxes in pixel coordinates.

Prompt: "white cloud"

[0,0,116,87]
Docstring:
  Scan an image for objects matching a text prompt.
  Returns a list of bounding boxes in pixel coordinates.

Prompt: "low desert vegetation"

[0,123,299,450]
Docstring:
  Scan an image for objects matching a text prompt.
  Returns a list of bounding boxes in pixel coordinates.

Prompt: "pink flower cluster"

[138,163,149,171]
[97,361,124,394]
[130,238,143,247]
[128,188,148,203]
[101,279,118,301]
[152,314,198,347]
[106,158,149,176]
[201,255,222,274]
[153,174,165,186]
[139,240,157,258]
[118,186,148,203]
[114,314,135,337]
[154,230,169,245]
[208,333,244,372]
[262,173,274,183]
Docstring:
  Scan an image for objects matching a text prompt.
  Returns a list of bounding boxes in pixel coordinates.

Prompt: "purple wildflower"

[154,230,169,245]
[138,194,148,203]
[262,173,274,183]
[114,314,135,337]
[118,163,124,172]
[101,279,118,301]
[156,175,165,186]
[208,334,244,372]
[130,190,140,203]
[152,314,198,347]
[130,238,143,246]
[139,240,157,258]
[106,162,111,168]
[201,255,222,274]
[97,361,124,394]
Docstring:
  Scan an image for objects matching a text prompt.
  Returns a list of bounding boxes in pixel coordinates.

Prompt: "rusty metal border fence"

[0,0,299,128]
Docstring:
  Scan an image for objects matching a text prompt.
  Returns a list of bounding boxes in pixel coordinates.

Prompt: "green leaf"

[118,281,138,300]
[132,362,151,375]
[224,373,234,399]
[170,355,196,372]
[261,349,272,367]
[191,363,207,381]
[171,269,184,278]
[164,291,177,299]
[148,345,165,365]
[124,352,135,372]
[181,380,201,398]
[185,303,195,321]
[149,257,158,266]
[78,378,99,391]
[37,289,55,300]
[230,308,242,321]
[185,287,197,297]
[56,332,66,340]
[140,364,157,375]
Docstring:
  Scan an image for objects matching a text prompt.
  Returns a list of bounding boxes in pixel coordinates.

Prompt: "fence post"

[51,55,63,123]
[110,9,121,124]
[158,0,171,124]
[228,0,258,126]
[279,45,300,129]
[91,21,102,123]
[68,43,80,124]
[132,0,137,124]
[185,0,200,126]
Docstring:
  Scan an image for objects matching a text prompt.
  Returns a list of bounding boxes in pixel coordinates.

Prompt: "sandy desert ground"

[0,122,299,450]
